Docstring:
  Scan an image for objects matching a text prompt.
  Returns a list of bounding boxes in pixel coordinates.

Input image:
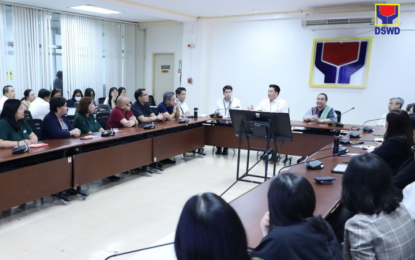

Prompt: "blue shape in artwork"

[314,43,337,84]
[376,5,399,24]
[338,42,368,84]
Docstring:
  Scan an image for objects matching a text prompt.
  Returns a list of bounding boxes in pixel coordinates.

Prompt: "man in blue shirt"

[156,91,180,120]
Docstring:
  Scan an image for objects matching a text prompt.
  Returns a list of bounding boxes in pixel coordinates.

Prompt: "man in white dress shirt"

[175,87,190,117]
[250,84,288,113]
[0,85,15,114]
[29,89,51,120]
[377,97,404,126]
[215,85,242,155]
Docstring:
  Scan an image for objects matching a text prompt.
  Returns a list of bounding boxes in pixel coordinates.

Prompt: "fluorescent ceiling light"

[253,9,260,12]
[70,5,121,14]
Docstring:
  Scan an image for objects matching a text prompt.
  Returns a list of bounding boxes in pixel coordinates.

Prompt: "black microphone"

[362,118,385,132]
[101,124,115,137]
[278,152,347,174]
[210,107,240,118]
[328,107,355,127]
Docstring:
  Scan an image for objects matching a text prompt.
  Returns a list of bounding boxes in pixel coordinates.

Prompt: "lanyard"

[223,98,232,116]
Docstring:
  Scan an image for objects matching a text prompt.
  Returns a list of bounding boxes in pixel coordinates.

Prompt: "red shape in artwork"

[379,5,396,17]
[322,42,359,66]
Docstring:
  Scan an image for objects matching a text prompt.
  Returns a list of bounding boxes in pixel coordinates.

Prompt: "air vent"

[302,17,375,30]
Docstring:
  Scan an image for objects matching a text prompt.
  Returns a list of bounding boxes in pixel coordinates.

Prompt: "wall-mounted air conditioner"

[302,17,375,30]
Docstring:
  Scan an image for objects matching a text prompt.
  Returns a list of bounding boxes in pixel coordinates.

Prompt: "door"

[153,54,174,105]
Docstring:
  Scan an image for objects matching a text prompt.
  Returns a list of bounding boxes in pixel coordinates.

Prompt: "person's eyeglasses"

[412,145,415,153]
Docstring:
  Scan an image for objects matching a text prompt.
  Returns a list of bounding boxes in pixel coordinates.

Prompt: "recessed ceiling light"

[253,9,260,12]
[70,5,122,14]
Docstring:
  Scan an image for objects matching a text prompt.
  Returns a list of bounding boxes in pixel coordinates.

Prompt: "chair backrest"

[148,95,156,106]
[98,97,105,104]
[66,115,75,126]
[150,106,157,114]
[26,119,42,138]
[334,110,341,122]
[96,112,110,129]
[98,104,111,112]
[24,110,33,120]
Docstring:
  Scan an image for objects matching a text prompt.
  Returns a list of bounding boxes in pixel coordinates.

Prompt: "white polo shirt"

[0,95,8,114]
[378,112,388,126]
[176,99,189,116]
[215,97,242,117]
[255,98,289,113]
[29,97,50,120]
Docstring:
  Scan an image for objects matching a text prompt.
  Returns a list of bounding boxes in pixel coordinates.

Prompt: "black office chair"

[150,106,157,114]
[96,112,110,129]
[334,110,341,122]
[148,95,156,106]
[98,104,111,113]
[67,115,75,126]
[24,110,33,120]
[26,119,42,138]
[98,97,106,104]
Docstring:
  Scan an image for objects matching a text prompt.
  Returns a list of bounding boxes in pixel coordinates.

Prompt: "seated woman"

[84,88,96,106]
[175,192,250,260]
[67,89,83,108]
[251,173,341,260]
[104,87,118,110]
[73,97,104,134]
[342,153,415,260]
[50,88,62,98]
[0,99,38,148]
[41,97,81,140]
[303,93,336,123]
[372,110,414,175]
[20,89,36,110]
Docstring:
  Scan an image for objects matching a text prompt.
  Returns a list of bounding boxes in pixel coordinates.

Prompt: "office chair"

[24,110,33,120]
[26,119,42,138]
[98,97,106,104]
[334,110,341,122]
[150,106,157,114]
[148,95,156,106]
[98,104,111,113]
[96,112,110,129]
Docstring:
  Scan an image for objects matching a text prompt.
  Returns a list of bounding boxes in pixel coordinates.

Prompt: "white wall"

[140,21,183,101]
[199,12,415,123]
[143,13,415,123]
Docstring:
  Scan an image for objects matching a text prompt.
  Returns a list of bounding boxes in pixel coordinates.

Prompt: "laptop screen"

[67,107,76,116]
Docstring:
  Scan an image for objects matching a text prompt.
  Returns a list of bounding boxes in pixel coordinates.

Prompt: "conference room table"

[229,125,386,249]
[0,113,384,238]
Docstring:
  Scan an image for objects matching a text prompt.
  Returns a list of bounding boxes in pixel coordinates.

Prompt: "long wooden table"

[229,126,386,249]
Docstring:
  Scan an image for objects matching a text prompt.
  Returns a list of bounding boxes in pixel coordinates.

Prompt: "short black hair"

[50,88,62,98]
[134,88,146,101]
[56,71,62,79]
[406,103,415,112]
[269,84,280,94]
[223,85,233,93]
[342,153,402,215]
[3,85,12,95]
[49,97,66,113]
[318,93,328,101]
[175,192,251,260]
[84,88,95,99]
[268,173,328,233]
[175,87,186,95]
[38,89,51,99]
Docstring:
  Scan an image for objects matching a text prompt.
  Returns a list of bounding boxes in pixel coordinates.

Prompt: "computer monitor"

[229,109,293,142]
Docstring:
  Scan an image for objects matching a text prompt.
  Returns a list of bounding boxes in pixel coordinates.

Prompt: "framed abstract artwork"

[309,37,373,89]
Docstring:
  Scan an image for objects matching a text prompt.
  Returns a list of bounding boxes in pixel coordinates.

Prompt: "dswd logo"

[375,4,400,35]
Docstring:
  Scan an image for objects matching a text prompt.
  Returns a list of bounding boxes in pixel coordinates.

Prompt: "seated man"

[0,99,38,148]
[106,96,138,129]
[30,89,51,120]
[0,85,15,114]
[131,88,163,124]
[156,91,180,120]
[249,84,288,113]
[303,93,336,123]
[378,97,404,126]
[215,85,242,155]
[175,87,190,117]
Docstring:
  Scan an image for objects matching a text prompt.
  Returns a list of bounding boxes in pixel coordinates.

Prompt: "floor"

[0,147,297,260]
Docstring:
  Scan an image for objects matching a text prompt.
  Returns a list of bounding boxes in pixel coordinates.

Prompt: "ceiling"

[3,0,415,22]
